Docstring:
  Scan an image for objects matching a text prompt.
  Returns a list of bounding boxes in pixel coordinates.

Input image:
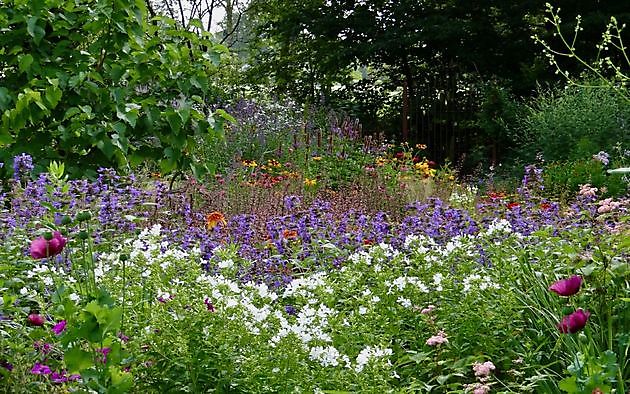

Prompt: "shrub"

[512,85,629,164]
[542,159,627,200]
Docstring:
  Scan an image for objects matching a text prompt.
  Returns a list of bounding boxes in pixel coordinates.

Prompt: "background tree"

[0,0,231,177]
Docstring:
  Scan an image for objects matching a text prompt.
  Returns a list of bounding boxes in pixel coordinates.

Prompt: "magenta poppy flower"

[549,275,582,297]
[30,231,67,259]
[558,309,590,333]
[52,320,67,335]
[27,313,45,326]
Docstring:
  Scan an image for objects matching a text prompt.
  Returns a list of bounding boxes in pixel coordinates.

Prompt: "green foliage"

[542,160,627,200]
[0,0,230,177]
[513,85,630,163]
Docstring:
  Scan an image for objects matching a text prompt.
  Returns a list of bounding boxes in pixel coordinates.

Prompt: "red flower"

[540,203,552,211]
[558,309,590,333]
[487,191,506,200]
[30,231,67,259]
[549,275,582,297]
[506,202,520,210]
[363,239,375,246]
[28,314,45,326]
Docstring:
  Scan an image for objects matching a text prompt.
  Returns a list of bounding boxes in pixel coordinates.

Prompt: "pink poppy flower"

[558,309,590,333]
[549,275,582,297]
[30,231,67,259]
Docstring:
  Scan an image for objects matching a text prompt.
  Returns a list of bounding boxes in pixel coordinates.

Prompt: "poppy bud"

[28,314,45,326]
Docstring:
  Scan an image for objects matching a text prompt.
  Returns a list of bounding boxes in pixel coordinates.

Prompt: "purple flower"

[204,298,215,312]
[13,153,34,180]
[30,231,67,259]
[52,320,67,335]
[0,360,13,372]
[97,347,111,363]
[51,371,68,383]
[27,313,45,326]
[558,309,590,333]
[549,275,582,297]
[284,305,297,316]
[31,362,52,375]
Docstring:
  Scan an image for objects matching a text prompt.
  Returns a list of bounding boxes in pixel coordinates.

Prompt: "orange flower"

[282,229,298,240]
[206,211,227,229]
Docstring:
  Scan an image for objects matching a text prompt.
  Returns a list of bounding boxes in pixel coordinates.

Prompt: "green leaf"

[190,74,209,94]
[436,375,452,385]
[116,107,138,128]
[96,137,115,159]
[65,347,94,373]
[18,54,34,73]
[166,110,182,133]
[64,107,81,120]
[0,87,11,111]
[108,366,133,393]
[558,375,577,393]
[160,158,177,173]
[27,17,46,44]
[44,85,62,109]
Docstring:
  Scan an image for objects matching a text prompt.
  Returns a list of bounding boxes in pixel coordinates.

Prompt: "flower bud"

[43,232,53,241]
[78,230,89,240]
[28,313,45,326]
[60,215,72,225]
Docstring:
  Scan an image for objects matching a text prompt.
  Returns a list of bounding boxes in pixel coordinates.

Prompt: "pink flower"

[426,330,449,346]
[473,361,496,377]
[52,320,66,335]
[27,313,45,326]
[578,184,598,198]
[30,231,67,259]
[421,305,436,314]
[558,309,590,334]
[472,383,491,394]
[548,275,582,297]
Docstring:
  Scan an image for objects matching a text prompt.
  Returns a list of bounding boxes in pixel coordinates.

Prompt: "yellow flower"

[416,144,427,150]
[304,177,317,187]
[312,156,322,161]
[376,157,388,166]
[206,211,227,229]
[415,162,429,171]
[267,159,281,168]
[242,160,257,168]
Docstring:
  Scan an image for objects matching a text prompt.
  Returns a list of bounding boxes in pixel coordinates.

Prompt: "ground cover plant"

[0,153,628,393]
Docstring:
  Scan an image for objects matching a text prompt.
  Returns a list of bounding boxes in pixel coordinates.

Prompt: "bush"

[542,159,627,200]
[513,85,629,164]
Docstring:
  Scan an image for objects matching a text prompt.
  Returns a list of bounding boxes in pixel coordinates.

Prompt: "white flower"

[359,306,368,315]
[218,259,234,270]
[397,297,412,308]
[19,287,28,295]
